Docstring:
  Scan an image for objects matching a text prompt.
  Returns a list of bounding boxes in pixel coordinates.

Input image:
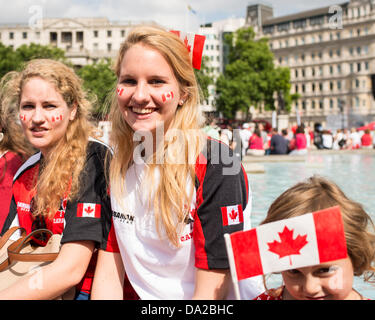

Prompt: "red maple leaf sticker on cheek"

[267,226,308,265]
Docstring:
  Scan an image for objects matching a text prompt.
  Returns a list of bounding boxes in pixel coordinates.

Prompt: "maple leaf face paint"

[161,91,174,103]
[117,87,124,97]
[19,77,76,156]
[19,114,27,122]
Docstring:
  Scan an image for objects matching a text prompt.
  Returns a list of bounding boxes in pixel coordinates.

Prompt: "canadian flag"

[170,30,206,70]
[225,206,347,281]
[77,203,101,218]
[162,91,174,103]
[221,204,244,226]
[19,114,26,121]
[51,115,63,122]
[117,87,124,96]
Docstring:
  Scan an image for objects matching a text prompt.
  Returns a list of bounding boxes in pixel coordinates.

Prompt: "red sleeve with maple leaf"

[193,138,250,270]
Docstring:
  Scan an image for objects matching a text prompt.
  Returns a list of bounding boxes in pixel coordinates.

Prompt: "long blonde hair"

[262,175,375,293]
[1,59,95,218]
[109,25,205,246]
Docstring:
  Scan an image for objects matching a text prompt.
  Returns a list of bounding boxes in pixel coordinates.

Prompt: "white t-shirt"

[104,139,264,299]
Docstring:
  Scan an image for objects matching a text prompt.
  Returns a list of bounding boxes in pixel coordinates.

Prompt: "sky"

[0,0,347,31]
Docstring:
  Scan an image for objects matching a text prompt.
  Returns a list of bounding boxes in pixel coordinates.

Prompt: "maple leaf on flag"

[229,209,238,220]
[85,206,94,214]
[183,36,191,52]
[267,226,308,265]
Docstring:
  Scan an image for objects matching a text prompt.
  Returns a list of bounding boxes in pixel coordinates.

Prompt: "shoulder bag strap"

[7,228,59,263]
[0,227,27,271]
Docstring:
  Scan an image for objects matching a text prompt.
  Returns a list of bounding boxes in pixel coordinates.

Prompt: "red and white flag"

[170,30,206,70]
[117,87,124,96]
[225,206,347,283]
[51,115,63,122]
[221,204,244,226]
[162,91,174,103]
[77,203,101,218]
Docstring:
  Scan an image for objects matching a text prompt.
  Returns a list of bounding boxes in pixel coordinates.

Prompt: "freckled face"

[117,44,183,134]
[19,77,77,156]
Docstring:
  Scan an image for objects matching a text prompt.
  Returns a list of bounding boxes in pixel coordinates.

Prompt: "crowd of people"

[0,24,374,301]
[204,119,375,158]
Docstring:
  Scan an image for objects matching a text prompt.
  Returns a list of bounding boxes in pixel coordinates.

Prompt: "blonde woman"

[0,59,112,300]
[92,25,262,300]
[255,176,375,300]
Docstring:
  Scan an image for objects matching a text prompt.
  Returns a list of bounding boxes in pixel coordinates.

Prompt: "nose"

[303,274,322,297]
[132,81,150,105]
[31,106,46,124]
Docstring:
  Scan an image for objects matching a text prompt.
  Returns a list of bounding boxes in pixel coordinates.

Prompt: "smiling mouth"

[305,295,328,300]
[131,107,156,115]
[30,127,48,133]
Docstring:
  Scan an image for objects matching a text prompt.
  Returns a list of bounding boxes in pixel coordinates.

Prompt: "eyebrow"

[20,100,61,105]
[119,74,169,81]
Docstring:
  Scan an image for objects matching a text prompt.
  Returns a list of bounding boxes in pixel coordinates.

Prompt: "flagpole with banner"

[224,233,241,300]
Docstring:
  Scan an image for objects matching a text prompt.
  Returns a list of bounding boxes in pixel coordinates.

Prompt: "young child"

[254,176,375,300]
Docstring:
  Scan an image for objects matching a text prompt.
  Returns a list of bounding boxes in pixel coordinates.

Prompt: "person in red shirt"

[0,98,34,231]
[361,129,373,149]
[248,128,265,156]
[0,59,112,300]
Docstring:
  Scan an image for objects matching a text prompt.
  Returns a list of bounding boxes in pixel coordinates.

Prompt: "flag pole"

[224,233,241,300]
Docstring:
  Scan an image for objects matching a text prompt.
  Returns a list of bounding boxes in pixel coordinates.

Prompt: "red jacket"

[0,152,23,231]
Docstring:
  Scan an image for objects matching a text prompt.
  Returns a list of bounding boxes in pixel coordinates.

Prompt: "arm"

[91,249,124,300]
[192,268,230,300]
[0,240,94,300]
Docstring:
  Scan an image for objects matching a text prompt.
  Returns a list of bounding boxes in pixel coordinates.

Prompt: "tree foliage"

[0,43,67,79]
[215,27,294,120]
[194,56,213,104]
[76,58,116,118]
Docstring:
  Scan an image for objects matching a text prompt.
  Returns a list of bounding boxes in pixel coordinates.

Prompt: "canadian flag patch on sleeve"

[221,204,244,226]
[77,203,101,218]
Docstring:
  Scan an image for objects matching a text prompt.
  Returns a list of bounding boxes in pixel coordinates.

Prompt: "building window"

[337,81,342,90]
[22,32,27,39]
[76,31,83,43]
[310,15,325,26]
[319,100,324,109]
[121,30,125,37]
[107,43,112,52]
[9,32,14,40]
[277,22,290,32]
[330,99,334,109]
[293,19,306,29]
[94,30,98,37]
[107,30,112,37]
[357,63,361,72]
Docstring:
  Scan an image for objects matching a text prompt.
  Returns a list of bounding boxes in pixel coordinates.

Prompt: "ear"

[69,103,78,121]
[179,92,189,106]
